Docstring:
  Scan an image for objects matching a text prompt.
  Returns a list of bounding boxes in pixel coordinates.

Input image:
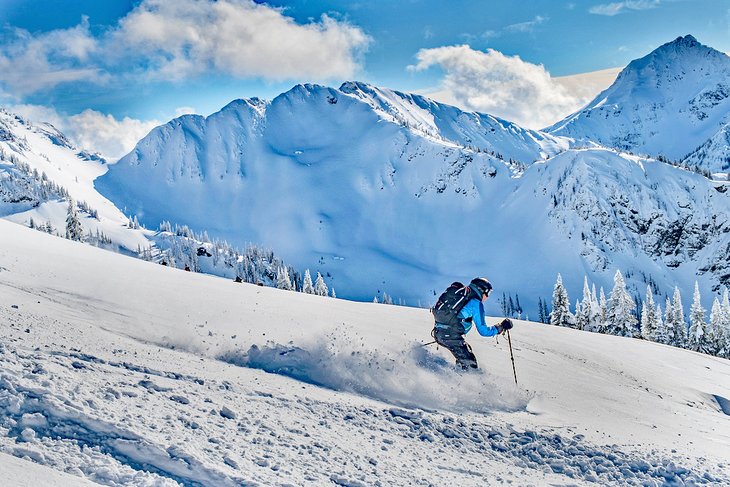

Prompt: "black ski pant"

[432,327,478,370]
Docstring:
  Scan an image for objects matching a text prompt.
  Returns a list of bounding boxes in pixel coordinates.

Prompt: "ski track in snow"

[1,305,727,486]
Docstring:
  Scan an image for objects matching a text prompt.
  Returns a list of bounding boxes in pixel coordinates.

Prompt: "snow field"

[1,220,729,485]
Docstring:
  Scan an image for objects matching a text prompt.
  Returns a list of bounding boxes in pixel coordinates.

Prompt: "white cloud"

[410,45,618,129]
[505,15,548,33]
[11,103,161,161]
[0,0,370,95]
[174,107,196,117]
[0,18,107,95]
[66,110,161,161]
[589,0,661,16]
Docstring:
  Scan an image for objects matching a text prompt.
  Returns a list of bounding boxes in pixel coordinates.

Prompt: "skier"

[432,277,513,370]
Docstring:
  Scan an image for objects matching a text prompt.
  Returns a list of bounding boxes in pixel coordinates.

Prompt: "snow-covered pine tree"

[330,287,336,298]
[598,288,608,333]
[65,198,83,241]
[302,269,314,294]
[708,298,725,357]
[314,272,328,296]
[640,286,657,340]
[671,287,687,348]
[687,282,708,353]
[723,289,730,358]
[276,266,293,291]
[577,277,593,331]
[664,297,676,346]
[574,298,584,330]
[652,302,669,344]
[549,273,573,327]
[605,270,638,337]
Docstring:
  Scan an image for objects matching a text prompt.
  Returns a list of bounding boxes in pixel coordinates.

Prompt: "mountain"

[0,107,303,289]
[1,219,729,485]
[0,108,149,251]
[547,35,730,173]
[95,80,730,310]
[95,82,570,304]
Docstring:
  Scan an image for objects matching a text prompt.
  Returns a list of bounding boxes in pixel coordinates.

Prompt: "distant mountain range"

[3,35,730,313]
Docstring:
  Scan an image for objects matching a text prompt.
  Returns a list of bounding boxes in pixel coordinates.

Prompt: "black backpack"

[432,281,473,328]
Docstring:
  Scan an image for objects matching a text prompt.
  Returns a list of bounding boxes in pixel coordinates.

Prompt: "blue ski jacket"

[446,298,500,336]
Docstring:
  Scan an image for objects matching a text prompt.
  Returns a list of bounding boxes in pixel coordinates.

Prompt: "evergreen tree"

[314,272,328,296]
[671,287,687,348]
[276,266,293,291]
[65,198,83,241]
[500,292,509,316]
[573,299,583,330]
[302,269,314,294]
[606,270,638,337]
[549,273,573,327]
[598,288,608,333]
[708,298,724,356]
[577,277,592,331]
[687,282,708,353]
[723,289,730,358]
[640,286,657,340]
[331,287,336,298]
[664,297,675,345]
[537,297,546,324]
[652,302,670,344]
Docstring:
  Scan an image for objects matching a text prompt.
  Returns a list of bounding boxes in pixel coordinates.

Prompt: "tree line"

[549,271,730,359]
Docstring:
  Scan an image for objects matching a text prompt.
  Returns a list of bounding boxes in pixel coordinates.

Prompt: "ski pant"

[432,327,478,370]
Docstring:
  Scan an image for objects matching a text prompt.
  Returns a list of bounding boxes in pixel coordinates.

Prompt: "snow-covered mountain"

[1,220,729,485]
[0,107,149,252]
[96,78,730,310]
[547,35,730,173]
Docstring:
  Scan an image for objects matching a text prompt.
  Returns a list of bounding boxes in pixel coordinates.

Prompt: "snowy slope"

[0,108,149,252]
[1,219,729,486]
[547,35,730,172]
[95,80,730,311]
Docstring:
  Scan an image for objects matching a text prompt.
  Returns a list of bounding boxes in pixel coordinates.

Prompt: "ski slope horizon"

[1,219,729,485]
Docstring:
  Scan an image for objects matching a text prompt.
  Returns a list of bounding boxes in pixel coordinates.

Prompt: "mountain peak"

[633,34,721,68]
[668,34,699,49]
[546,34,730,169]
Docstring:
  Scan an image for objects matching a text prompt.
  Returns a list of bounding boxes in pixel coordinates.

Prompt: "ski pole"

[506,329,518,385]
[421,340,437,347]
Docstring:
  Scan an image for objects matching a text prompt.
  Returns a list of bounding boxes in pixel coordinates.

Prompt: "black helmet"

[470,277,493,297]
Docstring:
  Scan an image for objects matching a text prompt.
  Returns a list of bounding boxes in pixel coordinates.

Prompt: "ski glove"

[496,318,513,334]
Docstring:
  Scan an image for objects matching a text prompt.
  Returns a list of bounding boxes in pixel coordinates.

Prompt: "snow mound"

[218,336,529,414]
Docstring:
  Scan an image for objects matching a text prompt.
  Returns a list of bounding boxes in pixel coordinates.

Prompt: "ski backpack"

[432,281,472,328]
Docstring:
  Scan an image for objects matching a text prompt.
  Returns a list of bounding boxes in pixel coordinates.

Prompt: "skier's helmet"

[470,277,493,297]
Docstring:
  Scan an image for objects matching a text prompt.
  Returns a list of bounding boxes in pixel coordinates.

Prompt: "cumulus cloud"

[65,110,162,160]
[112,0,370,81]
[589,0,661,16]
[410,45,593,129]
[11,103,162,160]
[0,0,370,95]
[0,18,107,95]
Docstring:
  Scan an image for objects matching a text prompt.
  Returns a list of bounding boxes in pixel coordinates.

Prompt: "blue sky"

[1,0,729,158]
